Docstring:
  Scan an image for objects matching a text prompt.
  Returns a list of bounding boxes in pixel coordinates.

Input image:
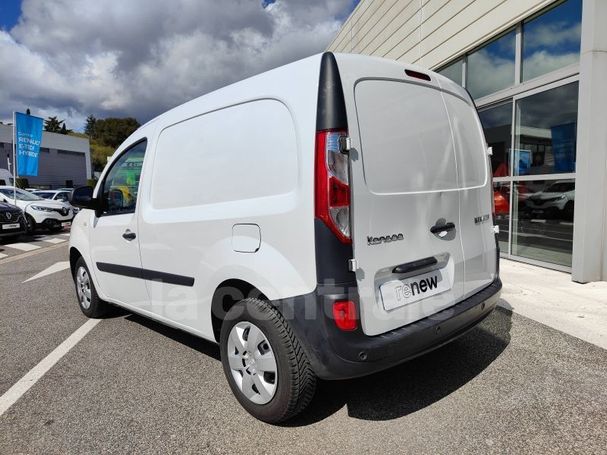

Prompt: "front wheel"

[73,257,112,318]
[220,298,317,423]
[25,214,36,234]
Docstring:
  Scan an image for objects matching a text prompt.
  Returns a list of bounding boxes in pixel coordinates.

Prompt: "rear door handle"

[430,222,455,235]
[122,230,136,241]
[393,256,438,274]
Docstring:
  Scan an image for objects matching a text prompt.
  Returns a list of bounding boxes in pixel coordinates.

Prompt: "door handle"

[122,230,136,241]
[393,256,438,274]
[430,222,455,236]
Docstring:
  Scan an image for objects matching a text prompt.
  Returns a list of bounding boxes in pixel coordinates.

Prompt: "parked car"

[33,190,80,214]
[0,201,26,240]
[0,186,73,233]
[69,52,501,423]
[525,180,575,220]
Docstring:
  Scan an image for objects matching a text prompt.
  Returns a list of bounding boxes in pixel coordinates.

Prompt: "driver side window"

[101,140,147,215]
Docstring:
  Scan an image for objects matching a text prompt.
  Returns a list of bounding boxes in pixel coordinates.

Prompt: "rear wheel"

[220,298,316,423]
[73,257,111,318]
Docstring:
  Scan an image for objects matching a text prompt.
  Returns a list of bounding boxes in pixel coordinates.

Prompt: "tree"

[90,142,115,172]
[44,116,63,133]
[59,123,72,135]
[94,117,140,148]
[84,114,97,138]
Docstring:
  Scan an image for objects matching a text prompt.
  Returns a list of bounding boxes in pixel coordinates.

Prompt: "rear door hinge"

[339,135,351,154]
[348,258,358,272]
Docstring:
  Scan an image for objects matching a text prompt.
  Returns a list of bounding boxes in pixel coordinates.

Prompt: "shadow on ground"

[125,305,512,425]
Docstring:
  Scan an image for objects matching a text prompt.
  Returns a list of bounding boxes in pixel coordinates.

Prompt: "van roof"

[133,52,469,140]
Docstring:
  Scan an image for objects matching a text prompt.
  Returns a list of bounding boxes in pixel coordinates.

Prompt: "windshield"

[0,188,44,201]
[36,192,55,199]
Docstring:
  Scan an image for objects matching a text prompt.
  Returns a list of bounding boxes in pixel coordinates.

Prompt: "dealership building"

[329,0,607,282]
[0,124,91,189]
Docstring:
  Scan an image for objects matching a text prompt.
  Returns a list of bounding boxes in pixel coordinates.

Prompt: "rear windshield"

[355,80,486,194]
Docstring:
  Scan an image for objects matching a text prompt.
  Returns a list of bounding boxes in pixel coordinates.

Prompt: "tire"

[220,298,317,423]
[25,214,36,234]
[73,257,111,318]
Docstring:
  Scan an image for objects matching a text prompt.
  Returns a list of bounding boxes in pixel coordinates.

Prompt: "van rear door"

[335,55,495,336]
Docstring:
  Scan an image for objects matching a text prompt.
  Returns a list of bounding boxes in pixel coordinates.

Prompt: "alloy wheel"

[227,321,278,405]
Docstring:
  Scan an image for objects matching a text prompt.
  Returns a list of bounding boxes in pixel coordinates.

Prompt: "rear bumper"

[273,278,502,380]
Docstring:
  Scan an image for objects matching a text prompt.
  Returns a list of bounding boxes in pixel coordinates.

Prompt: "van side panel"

[136,56,321,340]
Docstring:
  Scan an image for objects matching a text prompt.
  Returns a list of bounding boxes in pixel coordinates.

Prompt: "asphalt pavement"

[1,242,606,454]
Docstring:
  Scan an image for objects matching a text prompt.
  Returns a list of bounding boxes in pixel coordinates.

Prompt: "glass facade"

[438,0,582,270]
[466,29,516,99]
[437,59,463,86]
[479,102,512,176]
[514,82,578,176]
[512,179,575,266]
[522,0,582,81]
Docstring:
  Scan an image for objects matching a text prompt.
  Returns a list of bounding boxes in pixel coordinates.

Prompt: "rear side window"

[151,100,297,209]
[100,140,146,215]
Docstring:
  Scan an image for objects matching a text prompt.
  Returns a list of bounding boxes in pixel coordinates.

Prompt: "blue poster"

[551,123,576,173]
[15,112,44,176]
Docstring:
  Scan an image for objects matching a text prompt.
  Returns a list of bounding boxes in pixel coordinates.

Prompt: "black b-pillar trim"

[96,262,195,287]
[316,52,348,131]
[315,52,355,285]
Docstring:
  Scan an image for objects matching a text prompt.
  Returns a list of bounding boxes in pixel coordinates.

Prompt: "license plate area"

[380,265,452,312]
[2,223,20,230]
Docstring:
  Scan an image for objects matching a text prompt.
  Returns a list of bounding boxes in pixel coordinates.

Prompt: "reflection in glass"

[522,0,582,81]
[467,29,516,99]
[512,179,575,266]
[479,102,512,176]
[514,82,578,175]
[437,59,463,86]
[493,182,510,253]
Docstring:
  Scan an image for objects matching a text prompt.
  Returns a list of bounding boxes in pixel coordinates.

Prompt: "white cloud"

[0,0,353,130]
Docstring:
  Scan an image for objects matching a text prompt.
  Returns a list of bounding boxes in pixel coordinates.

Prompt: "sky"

[0,0,359,131]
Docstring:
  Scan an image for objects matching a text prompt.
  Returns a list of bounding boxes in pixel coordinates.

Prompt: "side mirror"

[70,186,97,210]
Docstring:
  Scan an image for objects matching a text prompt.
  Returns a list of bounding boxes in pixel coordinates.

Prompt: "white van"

[69,52,501,423]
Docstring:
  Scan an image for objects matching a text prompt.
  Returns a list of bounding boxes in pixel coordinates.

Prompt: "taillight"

[332,300,357,331]
[315,129,351,244]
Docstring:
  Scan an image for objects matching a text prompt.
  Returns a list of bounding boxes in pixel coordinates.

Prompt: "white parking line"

[23,261,70,283]
[41,238,66,244]
[3,242,41,251]
[0,319,101,417]
[0,252,7,259]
